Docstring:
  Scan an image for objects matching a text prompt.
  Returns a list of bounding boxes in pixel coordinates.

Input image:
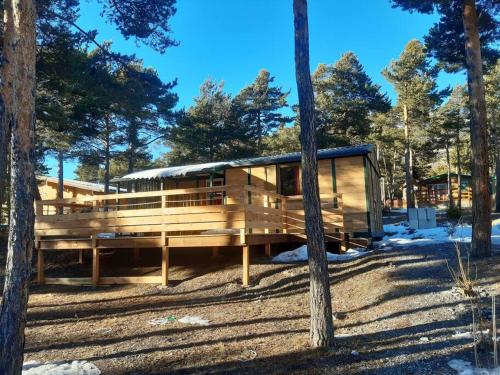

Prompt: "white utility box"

[408,208,436,229]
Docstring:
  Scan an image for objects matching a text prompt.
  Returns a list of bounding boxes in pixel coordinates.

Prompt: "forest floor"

[1,226,500,374]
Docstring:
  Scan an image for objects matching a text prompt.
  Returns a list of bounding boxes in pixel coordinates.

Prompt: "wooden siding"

[334,156,369,234]
[365,153,383,235]
[38,181,101,215]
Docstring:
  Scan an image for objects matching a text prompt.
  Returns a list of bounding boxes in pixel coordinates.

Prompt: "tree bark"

[446,141,454,208]
[0,96,9,220]
[461,0,491,257]
[104,115,111,194]
[403,104,414,210]
[0,0,37,372]
[495,128,500,213]
[456,135,462,210]
[293,0,334,348]
[57,151,64,214]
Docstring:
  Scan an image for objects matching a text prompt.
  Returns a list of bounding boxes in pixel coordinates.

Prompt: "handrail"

[286,193,342,200]
[38,185,287,206]
[242,185,286,201]
[38,185,240,206]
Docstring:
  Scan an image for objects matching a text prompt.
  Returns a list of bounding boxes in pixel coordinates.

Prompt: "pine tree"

[369,110,406,206]
[390,0,499,257]
[0,0,36,372]
[233,69,292,154]
[432,86,469,209]
[263,123,301,155]
[382,40,440,209]
[485,61,500,212]
[0,1,179,370]
[36,31,95,203]
[313,52,390,147]
[293,0,334,348]
[114,62,177,173]
[166,80,248,165]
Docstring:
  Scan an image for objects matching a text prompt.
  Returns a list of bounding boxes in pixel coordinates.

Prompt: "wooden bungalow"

[36,176,114,215]
[416,173,472,207]
[34,144,383,287]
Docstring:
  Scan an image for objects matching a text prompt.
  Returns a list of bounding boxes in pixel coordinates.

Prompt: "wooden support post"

[161,231,169,286]
[242,246,250,287]
[264,243,272,257]
[78,249,83,264]
[264,194,269,234]
[240,228,246,245]
[162,246,169,286]
[282,197,288,234]
[133,247,140,262]
[37,247,45,285]
[92,235,99,286]
[340,233,349,253]
[212,246,219,258]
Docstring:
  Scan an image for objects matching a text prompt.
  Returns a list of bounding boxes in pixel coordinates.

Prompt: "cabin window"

[280,166,300,196]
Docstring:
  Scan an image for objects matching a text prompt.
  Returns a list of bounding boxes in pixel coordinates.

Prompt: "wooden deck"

[35,185,345,287]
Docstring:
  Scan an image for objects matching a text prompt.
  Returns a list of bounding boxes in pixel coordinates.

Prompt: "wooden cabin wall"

[38,181,100,214]
[225,167,249,204]
[318,159,334,195]
[334,156,369,235]
[365,153,383,236]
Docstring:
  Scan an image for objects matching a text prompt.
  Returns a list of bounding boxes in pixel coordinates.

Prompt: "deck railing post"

[91,234,99,286]
[242,245,250,287]
[264,243,272,257]
[282,197,288,234]
[36,236,44,285]
[161,232,169,286]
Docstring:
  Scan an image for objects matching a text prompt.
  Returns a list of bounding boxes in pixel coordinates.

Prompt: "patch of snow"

[149,315,176,325]
[22,360,100,375]
[334,333,353,338]
[272,245,371,263]
[451,329,489,340]
[350,350,359,356]
[120,161,231,180]
[178,315,210,326]
[96,233,115,239]
[381,222,500,248]
[448,359,500,375]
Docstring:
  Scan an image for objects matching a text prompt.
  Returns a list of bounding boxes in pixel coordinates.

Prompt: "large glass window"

[280,166,300,196]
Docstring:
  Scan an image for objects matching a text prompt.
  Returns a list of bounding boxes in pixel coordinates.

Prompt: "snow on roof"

[117,161,231,181]
[113,144,374,182]
[37,176,117,192]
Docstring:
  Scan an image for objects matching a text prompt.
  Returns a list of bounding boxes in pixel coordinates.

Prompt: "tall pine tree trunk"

[0,0,37,372]
[392,149,397,205]
[104,115,111,194]
[456,135,462,210]
[446,141,454,208]
[495,128,500,213]
[293,0,334,348]
[0,97,9,222]
[57,151,64,214]
[461,0,491,257]
[403,104,414,209]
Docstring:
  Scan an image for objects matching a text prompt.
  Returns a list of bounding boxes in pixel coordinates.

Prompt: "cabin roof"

[112,144,375,182]
[37,176,118,192]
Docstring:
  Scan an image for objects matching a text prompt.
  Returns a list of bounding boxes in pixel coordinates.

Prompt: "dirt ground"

[1,234,499,374]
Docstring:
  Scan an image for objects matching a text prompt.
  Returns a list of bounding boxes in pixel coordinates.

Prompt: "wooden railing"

[284,193,343,236]
[35,185,344,242]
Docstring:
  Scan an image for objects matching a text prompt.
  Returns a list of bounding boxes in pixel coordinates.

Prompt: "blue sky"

[46,0,465,179]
